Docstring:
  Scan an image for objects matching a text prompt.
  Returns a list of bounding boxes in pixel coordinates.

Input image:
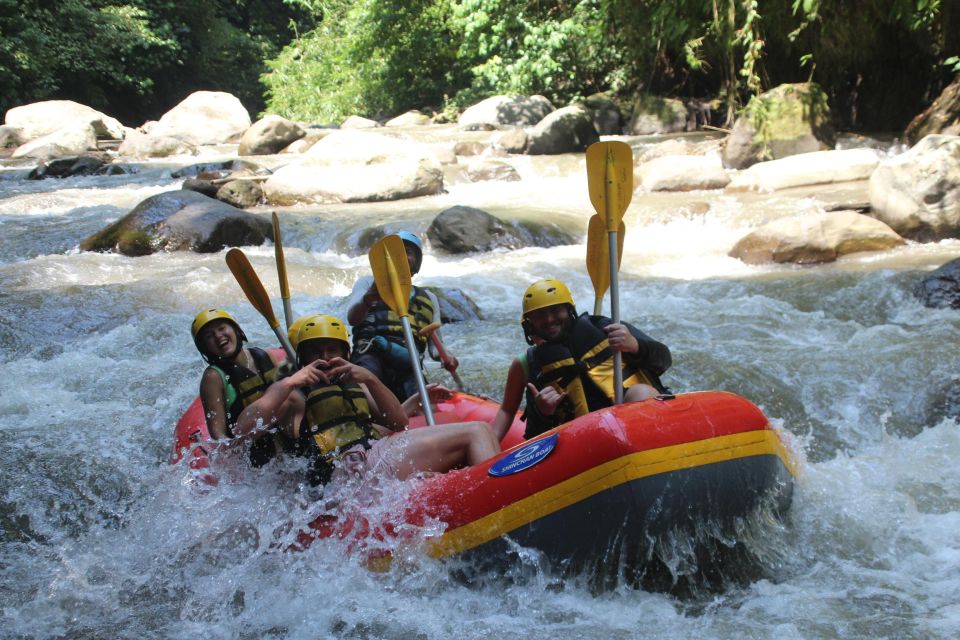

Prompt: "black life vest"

[208,347,277,437]
[353,285,434,353]
[523,313,668,438]
[296,381,381,485]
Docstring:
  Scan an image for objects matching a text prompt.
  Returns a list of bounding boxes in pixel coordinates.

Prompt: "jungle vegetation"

[2,0,957,131]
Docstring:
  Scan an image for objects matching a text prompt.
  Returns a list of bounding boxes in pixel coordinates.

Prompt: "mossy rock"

[80,189,272,256]
[722,82,835,169]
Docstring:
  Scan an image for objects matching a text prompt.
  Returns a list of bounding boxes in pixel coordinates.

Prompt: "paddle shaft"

[603,148,624,404]
[401,315,435,425]
[272,212,293,330]
[608,230,623,404]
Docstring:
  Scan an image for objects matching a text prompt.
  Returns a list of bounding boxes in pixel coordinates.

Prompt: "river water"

[1,130,959,639]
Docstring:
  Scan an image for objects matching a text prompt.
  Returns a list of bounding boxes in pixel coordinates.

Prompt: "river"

[1,130,959,639]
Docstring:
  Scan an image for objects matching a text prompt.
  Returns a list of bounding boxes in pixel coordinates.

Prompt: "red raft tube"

[173,388,797,587]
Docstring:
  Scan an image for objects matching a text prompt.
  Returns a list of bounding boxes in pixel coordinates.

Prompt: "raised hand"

[528,383,567,417]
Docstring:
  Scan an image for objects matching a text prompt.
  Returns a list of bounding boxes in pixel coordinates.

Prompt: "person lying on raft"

[235,315,499,486]
[490,279,672,441]
[191,308,284,465]
[346,231,456,401]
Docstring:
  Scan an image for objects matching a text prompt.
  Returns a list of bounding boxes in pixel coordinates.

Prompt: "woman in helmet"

[237,314,499,486]
[489,279,672,441]
[346,231,456,401]
[192,308,284,450]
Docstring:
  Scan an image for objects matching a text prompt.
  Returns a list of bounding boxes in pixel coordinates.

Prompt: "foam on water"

[3,139,960,638]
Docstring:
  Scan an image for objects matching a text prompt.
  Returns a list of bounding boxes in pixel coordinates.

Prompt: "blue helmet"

[393,231,423,273]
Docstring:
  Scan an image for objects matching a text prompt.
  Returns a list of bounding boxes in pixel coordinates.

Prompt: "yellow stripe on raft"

[428,429,795,559]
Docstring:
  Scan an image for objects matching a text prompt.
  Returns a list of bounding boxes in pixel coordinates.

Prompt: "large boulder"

[11,122,98,159]
[4,100,124,140]
[79,189,271,256]
[341,115,381,129]
[117,129,197,158]
[579,93,623,135]
[869,135,960,241]
[385,110,431,127]
[423,287,483,322]
[637,155,730,191]
[262,130,444,204]
[458,95,554,128]
[913,257,960,309]
[525,105,599,155]
[625,94,688,135]
[905,76,960,145]
[722,83,835,170]
[149,91,251,145]
[463,158,521,182]
[729,210,904,264]
[238,115,306,155]
[427,205,575,253]
[492,128,528,154]
[27,154,110,180]
[0,125,25,149]
[727,148,880,192]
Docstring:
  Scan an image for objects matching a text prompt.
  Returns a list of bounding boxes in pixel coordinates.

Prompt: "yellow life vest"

[354,285,434,352]
[300,382,380,457]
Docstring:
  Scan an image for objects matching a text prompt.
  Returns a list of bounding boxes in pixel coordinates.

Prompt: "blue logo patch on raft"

[488,433,558,477]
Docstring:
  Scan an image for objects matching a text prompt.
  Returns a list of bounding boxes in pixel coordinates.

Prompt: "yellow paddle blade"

[225,248,280,330]
[272,212,290,301]
[586,141,633,231]
[586,214,625,302]
[369,234,411,317]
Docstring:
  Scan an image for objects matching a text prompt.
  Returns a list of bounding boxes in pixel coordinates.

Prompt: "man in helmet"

[489,279,672,441]
[346,231,456,400]
[192,308,286,464]
[236,315,499,486]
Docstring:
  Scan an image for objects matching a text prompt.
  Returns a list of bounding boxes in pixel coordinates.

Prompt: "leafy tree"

[264,0,462,122]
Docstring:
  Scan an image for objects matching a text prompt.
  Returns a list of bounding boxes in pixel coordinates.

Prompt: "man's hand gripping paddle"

[369,235,436,425]
[585,141,633,404]
[272,212,294,331]
[418,321,464,391]
[225,248,297,362]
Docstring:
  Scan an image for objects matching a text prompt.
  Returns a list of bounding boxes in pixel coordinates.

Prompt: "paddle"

[586,213,625,315]
[271,212,294,331]
[585,140,633,404]
[418,321,464,391]
[225,248,297,363]
[368,235,436,425]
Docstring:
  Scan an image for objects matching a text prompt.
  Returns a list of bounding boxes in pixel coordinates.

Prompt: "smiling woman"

[191,308,283,444]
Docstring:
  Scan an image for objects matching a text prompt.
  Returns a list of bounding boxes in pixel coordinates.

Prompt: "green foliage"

[450,0,611,107]
[264,0,462,122]
[0,0,313,122]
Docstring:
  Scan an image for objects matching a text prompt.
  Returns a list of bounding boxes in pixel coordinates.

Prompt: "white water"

[2,136,960,639]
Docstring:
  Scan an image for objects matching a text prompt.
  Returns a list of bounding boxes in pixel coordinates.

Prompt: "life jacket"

[297,381,381,485]
[208,347,277,436]
[522,313,666,437]
[353,285,434,353]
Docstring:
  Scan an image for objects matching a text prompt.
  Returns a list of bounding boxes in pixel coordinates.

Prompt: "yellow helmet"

[521,279,575,319]
[191,308,246,360]
[287,314,322,349]
[296,315,350,350]
[191,308,237,340]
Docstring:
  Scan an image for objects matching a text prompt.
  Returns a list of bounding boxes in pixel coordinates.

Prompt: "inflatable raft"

[173,388,796,588]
